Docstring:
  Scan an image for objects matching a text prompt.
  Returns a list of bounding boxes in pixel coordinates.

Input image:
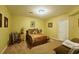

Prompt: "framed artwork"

[4,17,8,27]
[30,21,35,27]
[0,13,2,27]
[48,22,53,28]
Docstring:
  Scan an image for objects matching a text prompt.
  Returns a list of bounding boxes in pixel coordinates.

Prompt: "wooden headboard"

[27,28,42,34]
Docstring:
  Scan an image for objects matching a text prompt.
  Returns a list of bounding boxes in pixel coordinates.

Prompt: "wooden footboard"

[26,34,49,49]
[32,38,49,47]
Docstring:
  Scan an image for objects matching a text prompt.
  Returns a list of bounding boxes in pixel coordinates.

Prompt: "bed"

[26,29,49,48]
[54,38,79,54]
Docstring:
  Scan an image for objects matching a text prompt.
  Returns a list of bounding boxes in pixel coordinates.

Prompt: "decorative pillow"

[27,28,42,34]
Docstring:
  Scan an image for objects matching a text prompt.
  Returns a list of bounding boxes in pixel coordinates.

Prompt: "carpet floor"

[4,39,62,54]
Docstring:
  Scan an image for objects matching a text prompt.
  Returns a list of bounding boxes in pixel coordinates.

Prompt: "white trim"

[49,37,61,42]
[1,46,7,54]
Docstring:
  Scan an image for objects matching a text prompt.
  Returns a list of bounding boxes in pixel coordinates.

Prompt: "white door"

[58,19,69,41]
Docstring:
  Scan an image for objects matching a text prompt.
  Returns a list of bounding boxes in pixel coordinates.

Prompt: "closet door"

[58,18,69,41]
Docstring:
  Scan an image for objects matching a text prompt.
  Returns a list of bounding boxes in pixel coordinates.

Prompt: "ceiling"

[6,5,79,19]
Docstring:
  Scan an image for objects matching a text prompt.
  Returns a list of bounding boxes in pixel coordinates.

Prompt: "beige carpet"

[4,39,62,54]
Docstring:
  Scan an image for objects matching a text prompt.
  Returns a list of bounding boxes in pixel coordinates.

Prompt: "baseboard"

[50,37,63,42]
[1,46,7,54]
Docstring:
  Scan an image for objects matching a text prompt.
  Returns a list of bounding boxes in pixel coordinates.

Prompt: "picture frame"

[48,22,53,28]
[30,21,35,27]
[4,16,8,28]
[0,13,2,27]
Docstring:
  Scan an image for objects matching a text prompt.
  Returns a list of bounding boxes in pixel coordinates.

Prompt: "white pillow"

[63,40,79,49]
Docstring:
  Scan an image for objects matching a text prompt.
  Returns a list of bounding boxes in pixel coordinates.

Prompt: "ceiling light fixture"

[34,7,48,16]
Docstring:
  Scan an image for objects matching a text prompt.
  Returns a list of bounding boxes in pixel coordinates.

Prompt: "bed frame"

[26,29,49,49]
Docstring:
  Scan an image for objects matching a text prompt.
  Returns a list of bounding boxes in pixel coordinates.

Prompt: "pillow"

[63,40,79,49]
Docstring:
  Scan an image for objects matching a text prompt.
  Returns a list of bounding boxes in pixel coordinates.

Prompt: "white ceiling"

[6,5,79,19]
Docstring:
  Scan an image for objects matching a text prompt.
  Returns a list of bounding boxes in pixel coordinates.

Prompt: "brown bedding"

[71,38,79,43]
[30,34,48,43]
[54,45,71,54]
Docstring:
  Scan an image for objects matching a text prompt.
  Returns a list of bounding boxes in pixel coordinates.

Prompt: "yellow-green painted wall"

[45,14,69,40]
[45,8,79,40]
[69,14,79,39]
[0,6,11,53]
[69,8,79,39]
[11,16,46,34]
